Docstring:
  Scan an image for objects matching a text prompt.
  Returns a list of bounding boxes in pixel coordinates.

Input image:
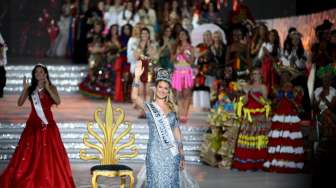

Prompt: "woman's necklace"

[37,84,44,92]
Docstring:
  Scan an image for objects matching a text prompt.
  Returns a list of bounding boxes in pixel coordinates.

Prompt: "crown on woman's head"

[36,63,46,68]
[155,68,171,84]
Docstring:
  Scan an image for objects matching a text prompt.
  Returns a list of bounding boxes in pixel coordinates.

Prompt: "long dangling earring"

[165,91,170,102]
[153,93,156,101]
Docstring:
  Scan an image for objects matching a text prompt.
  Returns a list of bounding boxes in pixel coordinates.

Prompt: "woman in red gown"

[0,64,75,188]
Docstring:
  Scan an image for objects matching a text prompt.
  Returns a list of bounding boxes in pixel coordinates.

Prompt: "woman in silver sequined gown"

[144,109,180,187]
[131,62,185,188]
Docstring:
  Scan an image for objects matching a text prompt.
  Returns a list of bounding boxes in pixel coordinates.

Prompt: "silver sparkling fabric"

[145,110,179,188]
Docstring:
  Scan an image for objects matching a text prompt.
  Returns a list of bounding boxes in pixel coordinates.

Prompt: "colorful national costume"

[231,91,271,171]
[264,84,305,173]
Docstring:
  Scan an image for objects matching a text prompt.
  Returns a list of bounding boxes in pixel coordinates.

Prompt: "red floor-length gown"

[0,89,75,188]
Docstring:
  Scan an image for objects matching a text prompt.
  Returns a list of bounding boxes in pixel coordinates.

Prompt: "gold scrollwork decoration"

[79,98,138,164]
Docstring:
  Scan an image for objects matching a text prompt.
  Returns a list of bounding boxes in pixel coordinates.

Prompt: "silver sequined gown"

[144,104,180,188]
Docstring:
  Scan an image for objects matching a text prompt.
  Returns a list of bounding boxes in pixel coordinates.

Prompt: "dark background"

[0,0,64,57]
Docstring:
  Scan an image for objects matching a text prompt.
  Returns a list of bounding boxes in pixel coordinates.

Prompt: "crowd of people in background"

[2,0,335,173]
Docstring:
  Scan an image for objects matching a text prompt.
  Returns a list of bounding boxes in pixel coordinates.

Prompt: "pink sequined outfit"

[172,52,194,91]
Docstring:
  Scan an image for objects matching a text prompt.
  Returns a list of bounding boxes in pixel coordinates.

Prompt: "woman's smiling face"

[155,81,170,99]
[34,67,47,81]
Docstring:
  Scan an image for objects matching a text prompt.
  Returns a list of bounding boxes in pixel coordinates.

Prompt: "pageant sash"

[146,102,179,156]
[32,89,48,125]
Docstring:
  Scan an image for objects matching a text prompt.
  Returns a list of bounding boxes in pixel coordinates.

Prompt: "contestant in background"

[231,69,271,171]
[171,29,195,123]
[264,69,305,173]
[133,27,158,118]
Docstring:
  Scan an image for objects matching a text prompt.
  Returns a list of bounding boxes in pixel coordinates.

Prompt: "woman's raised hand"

[134,61,144,79]
[23,76,29,90]
[44,78,50,90]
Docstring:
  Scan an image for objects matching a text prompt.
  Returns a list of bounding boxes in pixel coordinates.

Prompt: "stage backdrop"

[260,8,336,51]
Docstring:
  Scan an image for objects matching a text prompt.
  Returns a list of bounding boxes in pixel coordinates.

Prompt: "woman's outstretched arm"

[17,76,29,106]
[131,61,145,110]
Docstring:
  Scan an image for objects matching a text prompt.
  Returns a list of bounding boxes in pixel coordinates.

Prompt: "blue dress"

[144,103,180,188]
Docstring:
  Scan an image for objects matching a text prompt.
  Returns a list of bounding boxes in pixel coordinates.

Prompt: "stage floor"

[0,162,311,188]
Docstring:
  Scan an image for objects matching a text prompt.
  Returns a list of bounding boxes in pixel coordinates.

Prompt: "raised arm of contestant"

[17,76,29,106]
[131,61,145,110]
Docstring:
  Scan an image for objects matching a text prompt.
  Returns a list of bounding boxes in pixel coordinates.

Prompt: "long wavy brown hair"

[154,80,178,114]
